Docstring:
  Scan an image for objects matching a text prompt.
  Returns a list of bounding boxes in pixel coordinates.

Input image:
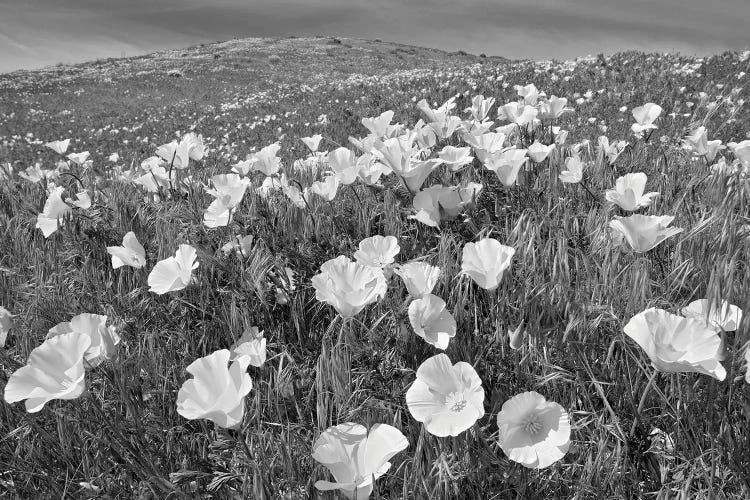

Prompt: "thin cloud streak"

[0,0,748,72]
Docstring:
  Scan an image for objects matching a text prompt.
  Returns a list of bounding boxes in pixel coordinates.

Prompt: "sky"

[1,0,749,73]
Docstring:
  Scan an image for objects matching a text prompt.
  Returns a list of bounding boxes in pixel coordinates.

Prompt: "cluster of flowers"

[4,81,750,499]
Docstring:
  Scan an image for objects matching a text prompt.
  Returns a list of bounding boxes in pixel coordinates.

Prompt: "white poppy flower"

[464,95,495,122]
[405,353,485,437]
[221,234,254,258]
[527,141,555,163]
[393,262,441,298]
[148,244,199,295]
[559,156,584,184]
[408,294,457,349]
[496,391,571,469]
[624,308,726,380]
[203,173,251,228]
[302,134,323,152]
[608,215,683,253]
[46,313,120,368]
[312,422,408,500]
[251,143,282,176]
[176,349,253,429]
[605,173,659,211]
[66,151,90,165]
[307,174,341,201]
[0,306,13,347]
[230,327,266,367]
[327,147,359,185]
[353,235,400,269]
[498,102,538,125]
[66,191,91,209]
[45,139,70,155]
[36,186,71,238]
[461,238,515,291]
[597,136,627,164]
[631,103,662,135]
[680,299,743,331]
[462,131,506,163]
[361,110,395,138]
[4,332,91,413]
[311,256,387,318]
[438,146,474,171]
[484,148,527,186]
[106,231,146,269]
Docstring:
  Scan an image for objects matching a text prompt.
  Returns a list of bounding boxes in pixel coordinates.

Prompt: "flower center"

[445,392,467,413]
[523,415,542,435]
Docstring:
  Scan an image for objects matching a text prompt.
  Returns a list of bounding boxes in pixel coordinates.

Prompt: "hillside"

[0,37,749,499]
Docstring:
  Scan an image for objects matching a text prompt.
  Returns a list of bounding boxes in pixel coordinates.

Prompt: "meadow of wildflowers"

[0,37,749,499]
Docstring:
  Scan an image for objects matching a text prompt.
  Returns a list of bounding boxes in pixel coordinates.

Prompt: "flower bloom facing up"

[527,141,555,163]
[106,231,146,269]
[45,139,70,155]
[311,256,387,318]
[406,353,485,437]
[393,261,441,298]
[624,308,726,380]
[176,349,253,429]
[4,332,91,413]
[608,215,683,253]
[353,235,400,269]
[559,156,584,184]
[0,306,12,347]
[605,173,659,211]
[496,391,571,469]
[46,313,120,368]
[312,422,409,500]
[484,148,527,186]
[408,294,457,349]
[680,299,743,331]
[148,244,199,295]
[230,327,267,368]
[203,173,252,228]
[461,238,515,291]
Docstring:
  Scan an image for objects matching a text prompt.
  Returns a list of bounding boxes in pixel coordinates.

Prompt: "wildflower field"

[0,37,749,499]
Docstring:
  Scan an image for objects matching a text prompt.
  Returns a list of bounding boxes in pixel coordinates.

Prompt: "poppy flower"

[515,84,541,105]
[399,159,442,193]
[559,156,584,184]
[362,110,395,138]
[597,136,627,164]
[133,165,174,193]
[496,391,571,469]
[148,244,199,295]
[605,173,659,211]
[405,353,485,437]
[106,231,146,269]
[465,95,495,122]
[438,146,474,171]
[327,147,360,185]
[356,154,391,186]
[302,134,323,152]
[680,299,743,331]
[408,294,457,349]
[203,174,251,228]
[251,143,282,176]
[631,103,662,135]
[538,96,571,121]
[728,140,750,168]
[312,422,408,500]
[508,323,524,350]
[307,174,341,201]
[484,148,527,186]
[413,119,438,149]
[311,256,387,318]
[36,186,71,237]
[19,164,55,184]
[393,262,441,297]
[624,308,726,380]
[156,133,204,169]
[527,141,555,163]
[683,127,725,162]
[66,152,90,166]
[410,183,481,227]
[279,173,307,209]
[745,347,750,384]
[498,103,538,126]
[417,97,456,123]
[353,235,400,269]
[4,332,91,413]
[176,349,253,429]
[45,139,70,155]
[373,136,417,176]
[429,116,463,140]
[46,313,120,368]
[221,234,254,258]
[0,306,12,347]
[462,131,506,163]
[461,238,515,291]
[608,215,683,253]
[230,326,266,367]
